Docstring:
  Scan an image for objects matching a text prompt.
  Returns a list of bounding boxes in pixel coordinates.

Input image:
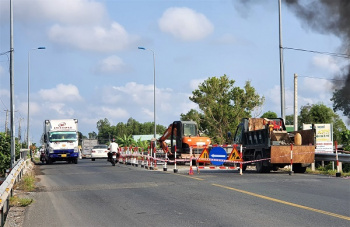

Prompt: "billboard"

[303,124,333,153]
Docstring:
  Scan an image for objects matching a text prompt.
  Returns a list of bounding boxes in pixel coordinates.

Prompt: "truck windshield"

[49,132,77,142]
[183,123,197,137]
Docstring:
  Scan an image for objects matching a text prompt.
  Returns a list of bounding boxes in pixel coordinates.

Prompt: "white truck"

[43,119,79,164]
[81,139,98,158]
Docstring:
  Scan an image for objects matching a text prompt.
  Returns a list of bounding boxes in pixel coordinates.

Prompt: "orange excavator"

[158,121,211,159]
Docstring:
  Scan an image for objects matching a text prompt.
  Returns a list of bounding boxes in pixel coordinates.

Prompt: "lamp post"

[27,47,45,158]
[138,46,156,139]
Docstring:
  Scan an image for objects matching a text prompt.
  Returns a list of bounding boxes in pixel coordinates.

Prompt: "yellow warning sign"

[198,147,210,163]
[228,146,242,161]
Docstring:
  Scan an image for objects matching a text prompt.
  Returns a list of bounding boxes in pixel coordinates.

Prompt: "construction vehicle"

[233,118,315,173]
[158,121,211,159]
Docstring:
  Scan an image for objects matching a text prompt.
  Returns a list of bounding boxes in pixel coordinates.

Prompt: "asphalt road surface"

[23,159,350,227]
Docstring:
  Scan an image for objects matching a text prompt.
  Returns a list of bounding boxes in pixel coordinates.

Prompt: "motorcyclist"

[108,139,119,161]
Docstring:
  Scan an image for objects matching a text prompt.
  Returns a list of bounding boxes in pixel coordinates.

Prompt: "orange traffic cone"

[188,156,194,175]
[188,165,194,175]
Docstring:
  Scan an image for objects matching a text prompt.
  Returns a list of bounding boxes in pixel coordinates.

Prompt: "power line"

[283,46,350,59]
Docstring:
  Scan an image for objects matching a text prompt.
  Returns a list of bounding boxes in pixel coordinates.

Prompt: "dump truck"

[158,121,211,159]
[43,119,79,164]
[233,118,315,173]
[81,139,98,158]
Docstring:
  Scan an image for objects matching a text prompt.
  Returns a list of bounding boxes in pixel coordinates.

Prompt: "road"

[23,159,350,227]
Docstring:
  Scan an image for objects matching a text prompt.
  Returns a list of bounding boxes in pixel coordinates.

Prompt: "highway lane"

[23,159,350,227]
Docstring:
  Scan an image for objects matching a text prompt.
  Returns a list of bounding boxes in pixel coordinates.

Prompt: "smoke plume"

[284,0,350,95]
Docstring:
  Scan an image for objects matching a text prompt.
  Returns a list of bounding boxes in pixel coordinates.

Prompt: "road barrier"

[0,158,28,227]
[115,145,350,177]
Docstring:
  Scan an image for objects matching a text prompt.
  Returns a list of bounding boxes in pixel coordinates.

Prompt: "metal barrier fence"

[0,150,28,227]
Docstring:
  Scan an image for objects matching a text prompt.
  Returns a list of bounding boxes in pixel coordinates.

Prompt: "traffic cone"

[188,156,194,175]
[188,165,194,175]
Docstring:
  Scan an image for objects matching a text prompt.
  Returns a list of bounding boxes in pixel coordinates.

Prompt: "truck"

[81,139,98,158]
[158,121,211,160]
[43,119,79,164]
[233,118,315,173]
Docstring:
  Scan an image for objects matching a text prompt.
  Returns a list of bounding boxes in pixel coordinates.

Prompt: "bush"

[0,132,21,176]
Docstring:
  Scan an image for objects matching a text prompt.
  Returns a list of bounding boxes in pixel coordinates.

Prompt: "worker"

[108,139,119,161]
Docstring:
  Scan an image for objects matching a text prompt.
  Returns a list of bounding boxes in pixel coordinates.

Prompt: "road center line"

[212,183,350,221]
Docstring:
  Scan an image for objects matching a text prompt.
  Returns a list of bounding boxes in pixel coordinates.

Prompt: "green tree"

[331,87,350,121]
[261,111,278,118]
[180,109,208,133]
[299,103,347,144]
[0,132,21,176]
[188,75,264,144]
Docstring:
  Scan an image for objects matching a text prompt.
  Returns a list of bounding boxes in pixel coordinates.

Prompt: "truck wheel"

[256,154,264,173]
[242,164,247,171]
[293,164,306,173]
[255,154,270,173]
[91,158,95,161]
[74,158,78,164]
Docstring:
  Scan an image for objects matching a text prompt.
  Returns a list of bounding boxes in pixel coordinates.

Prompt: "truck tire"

[293,164,306,173]
[255,154,270,173]
[74,158,78,164]
[91,158,95,161]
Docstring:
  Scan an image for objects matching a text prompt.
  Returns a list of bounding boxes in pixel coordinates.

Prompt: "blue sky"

[0,0,348,145]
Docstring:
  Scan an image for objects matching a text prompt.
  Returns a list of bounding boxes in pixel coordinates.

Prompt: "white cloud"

[158,7,214,41]
[38,84,82,102]
[300,77,333,93]
[95,55,127,74]
[0,0,107,25]
[312,55,341,74]
[49,22,138,52]
[101,106,129,118]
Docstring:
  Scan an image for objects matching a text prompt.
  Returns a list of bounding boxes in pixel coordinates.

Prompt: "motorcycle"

[108,151,118,166]
[40,149,46,164]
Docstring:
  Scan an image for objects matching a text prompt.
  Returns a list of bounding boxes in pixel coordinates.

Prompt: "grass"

[9,173,36,207]
[9,196,33,207]
[18,173,36,192]
[305,165,350,177]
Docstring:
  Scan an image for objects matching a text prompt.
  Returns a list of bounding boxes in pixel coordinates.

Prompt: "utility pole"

[10,0,16,168]
[4,110,9,135]
[18,118,23,142]
[278,0,286,121]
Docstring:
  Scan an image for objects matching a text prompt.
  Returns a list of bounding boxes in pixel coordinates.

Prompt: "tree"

[261,111,278,118]
[299,103,347,144]
[331,87,350,122]
[180,109,208,133]
[188,75,264,144]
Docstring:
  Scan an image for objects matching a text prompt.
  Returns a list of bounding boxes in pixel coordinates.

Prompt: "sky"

[0,0,349,145]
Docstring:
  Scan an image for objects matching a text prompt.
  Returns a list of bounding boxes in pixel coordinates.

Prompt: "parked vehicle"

[91,144,108,161]
[233,118,315,173]
[82,139,98,158]
[158,121,211,159]
[43,119,79,164]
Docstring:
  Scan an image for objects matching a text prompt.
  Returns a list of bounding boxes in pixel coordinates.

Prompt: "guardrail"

[0,150,28,227]
[315,153,350,163]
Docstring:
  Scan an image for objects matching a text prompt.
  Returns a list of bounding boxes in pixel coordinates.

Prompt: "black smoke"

[284,0,350,96]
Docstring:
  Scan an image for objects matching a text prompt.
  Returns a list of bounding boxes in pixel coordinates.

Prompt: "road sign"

[198,147,210,164]
[228,146,242,161]
[209,147,227,166]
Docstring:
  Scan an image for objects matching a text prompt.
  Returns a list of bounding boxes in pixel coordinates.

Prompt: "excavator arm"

[158,124,176,154]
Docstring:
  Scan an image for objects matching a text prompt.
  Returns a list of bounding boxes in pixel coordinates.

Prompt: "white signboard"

[303,124,333,153]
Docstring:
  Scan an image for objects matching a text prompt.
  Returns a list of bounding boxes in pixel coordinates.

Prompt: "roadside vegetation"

[9,173,35,207]
[306,163,350,177]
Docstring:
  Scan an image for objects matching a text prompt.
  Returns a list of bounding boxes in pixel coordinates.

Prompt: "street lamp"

[138,46,156,139]
[27,46,45,158]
